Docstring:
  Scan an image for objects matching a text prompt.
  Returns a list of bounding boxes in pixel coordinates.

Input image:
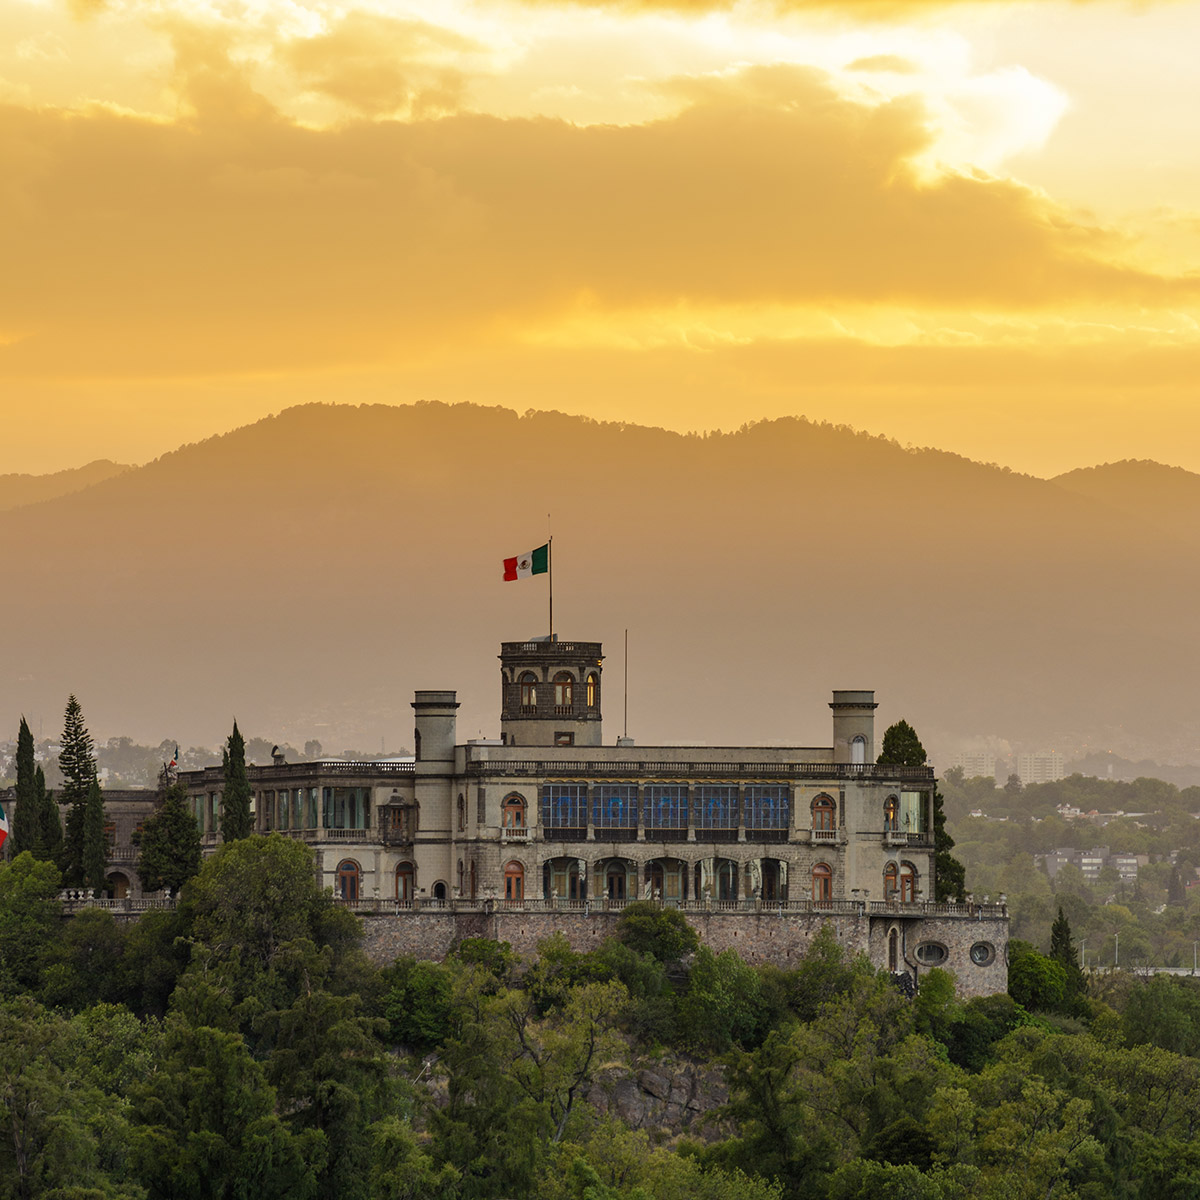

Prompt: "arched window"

[812,795,836,836]
[851,735,866,764]
[457,860,464,893]
[888,928,899,971]
[457,794,466,831]
[337,859,360,902]
[502,794,526,829]
[396,862,414,901]
[432,881,447,901]
[884,796,899,832]
[519,673,537,709]
[586,673,598,708]
[469,860,477,900]
[716,859,738,901]
[812,863,832,904]
[900,863,917,903]
[553,671,574,710]
[504,861,525,902]
[884,861,898,901]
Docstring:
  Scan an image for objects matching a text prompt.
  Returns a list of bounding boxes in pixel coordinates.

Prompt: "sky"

[1,0,1198,477]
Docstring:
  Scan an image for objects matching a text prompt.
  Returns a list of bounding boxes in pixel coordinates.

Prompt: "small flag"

[169,746,178,769]
[503,543,549,581]
[0,801,8,851]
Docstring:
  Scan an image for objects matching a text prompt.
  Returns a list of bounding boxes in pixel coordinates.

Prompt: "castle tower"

[830,690,878,764]
[500,638,604,747]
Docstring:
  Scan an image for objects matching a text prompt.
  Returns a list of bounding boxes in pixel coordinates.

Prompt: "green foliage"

[877,721,927,768]
[81,778,108,894]
[450,938,518,983]
[35,767,62,865]
[382,959,456,1051]
[59,696,98,886]
[11,717,38,858]
[678,946,766,1052]
[614,902,699,964]
[0,852,62,995]
[1007,940,1067,1012]
[1049,907,1087,1012]
[368,1118,461,1200]
[220,721,253,843]
[1121,975,1200,1058]
[136,782,202,894]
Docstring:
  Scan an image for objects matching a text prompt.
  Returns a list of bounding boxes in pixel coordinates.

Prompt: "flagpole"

[548,535,554,642]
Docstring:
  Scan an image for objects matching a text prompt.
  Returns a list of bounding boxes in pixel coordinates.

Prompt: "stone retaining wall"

[357,908,1009,997]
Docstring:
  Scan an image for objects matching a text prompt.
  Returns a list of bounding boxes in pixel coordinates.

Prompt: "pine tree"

[878,719,967,903]
[59,694,98,885]
[11,717,39,856]
[221,721,253,842]
[81,777,109,894]
[137,781,202,893]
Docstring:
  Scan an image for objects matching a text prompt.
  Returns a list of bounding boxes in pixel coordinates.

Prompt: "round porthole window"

[914,942,948,966]
[970,942,995,966]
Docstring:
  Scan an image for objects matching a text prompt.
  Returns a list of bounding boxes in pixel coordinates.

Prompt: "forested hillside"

[3,837,1200,1200]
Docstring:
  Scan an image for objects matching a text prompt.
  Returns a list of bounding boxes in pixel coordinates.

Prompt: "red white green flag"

[0,800,8,851]
[503,543,549,581]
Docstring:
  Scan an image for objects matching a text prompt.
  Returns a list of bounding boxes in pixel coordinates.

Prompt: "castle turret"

[500,638,604,747]
[830,690,877,764]
[412,690,459,766]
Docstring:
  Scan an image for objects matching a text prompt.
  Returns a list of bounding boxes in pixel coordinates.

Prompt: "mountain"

[3,403,1199,763]
[0,460,129,512]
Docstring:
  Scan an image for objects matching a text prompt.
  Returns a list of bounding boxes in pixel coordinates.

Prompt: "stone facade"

[63,633,1008,996]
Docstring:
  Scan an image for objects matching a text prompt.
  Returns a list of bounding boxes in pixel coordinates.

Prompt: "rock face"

[585,1057,729,1141]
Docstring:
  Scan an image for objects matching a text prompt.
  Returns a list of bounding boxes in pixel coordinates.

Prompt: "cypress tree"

[59,694,98,885]
[137,781,202,893]
[221,721,253,842]
[1050,906,1087,1009]
[11,717,38,856]
[81,776,109,894]
[877,719,966,903]
[36,766,62,862]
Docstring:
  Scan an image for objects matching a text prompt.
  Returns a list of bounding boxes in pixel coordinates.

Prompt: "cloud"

[0,55,1193,381]
[281,13,480,118]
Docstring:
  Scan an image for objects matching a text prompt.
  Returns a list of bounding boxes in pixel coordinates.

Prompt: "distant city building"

[1017,752,1065,785]
[949,752,997,781]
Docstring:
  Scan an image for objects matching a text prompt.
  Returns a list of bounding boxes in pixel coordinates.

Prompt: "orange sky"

[2,0,1198,476]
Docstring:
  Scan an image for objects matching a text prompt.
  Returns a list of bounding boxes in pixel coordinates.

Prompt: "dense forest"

[4,835,1200,1200]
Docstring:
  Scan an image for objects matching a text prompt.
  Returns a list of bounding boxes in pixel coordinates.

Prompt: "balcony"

[812,828,838,843]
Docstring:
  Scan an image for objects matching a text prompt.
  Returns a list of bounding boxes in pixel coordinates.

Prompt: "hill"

[3,403,1198,759]
[0,460,129,512]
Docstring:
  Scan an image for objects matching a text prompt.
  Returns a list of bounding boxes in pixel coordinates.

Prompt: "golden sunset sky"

[2,0,1198,475]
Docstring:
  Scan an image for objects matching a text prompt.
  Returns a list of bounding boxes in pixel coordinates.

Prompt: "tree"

[137,782,202,894]
[877,720,966,902]
[34,767,62,865]
[81,778,109,894]
[58,696,97,886]
[877,721,926,769]
[221,721,253,843]
[11,718,39,858]
[614,902,699,964]
[1049,907,1087,1008]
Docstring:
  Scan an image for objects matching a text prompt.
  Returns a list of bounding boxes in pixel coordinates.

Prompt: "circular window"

[970,942,995,966]
[914,942,948,966]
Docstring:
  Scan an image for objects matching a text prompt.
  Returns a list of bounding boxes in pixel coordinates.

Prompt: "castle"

[169,635,1009,995]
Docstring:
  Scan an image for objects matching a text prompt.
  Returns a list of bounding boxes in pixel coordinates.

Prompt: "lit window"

[553,672,574,708]
[884,796,899,831]
[520,673,537,708]
[586,673,598,708]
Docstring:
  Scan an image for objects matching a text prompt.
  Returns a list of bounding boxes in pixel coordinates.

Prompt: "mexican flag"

[503,543,549,581]
[0,800,8,851]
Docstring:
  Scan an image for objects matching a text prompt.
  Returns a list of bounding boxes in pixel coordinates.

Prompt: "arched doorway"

[107,872,130,900]
[543,857,585,901]
[432,881,447,902]
[504,860,525,902]
[646,858,686,903]
[811,862,832,905]
[337,859,360,902]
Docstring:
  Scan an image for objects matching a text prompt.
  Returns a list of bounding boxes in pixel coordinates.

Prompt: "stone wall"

[357,907,1009,997]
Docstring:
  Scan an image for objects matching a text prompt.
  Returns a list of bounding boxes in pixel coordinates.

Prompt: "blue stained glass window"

[593,785,637,830]
[694,786,738,830]
[643,785,688,831]
[744,785,790,831]
[541,784,588,829]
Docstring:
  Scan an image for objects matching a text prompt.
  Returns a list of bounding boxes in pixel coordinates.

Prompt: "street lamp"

[1115,931,1119,969]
